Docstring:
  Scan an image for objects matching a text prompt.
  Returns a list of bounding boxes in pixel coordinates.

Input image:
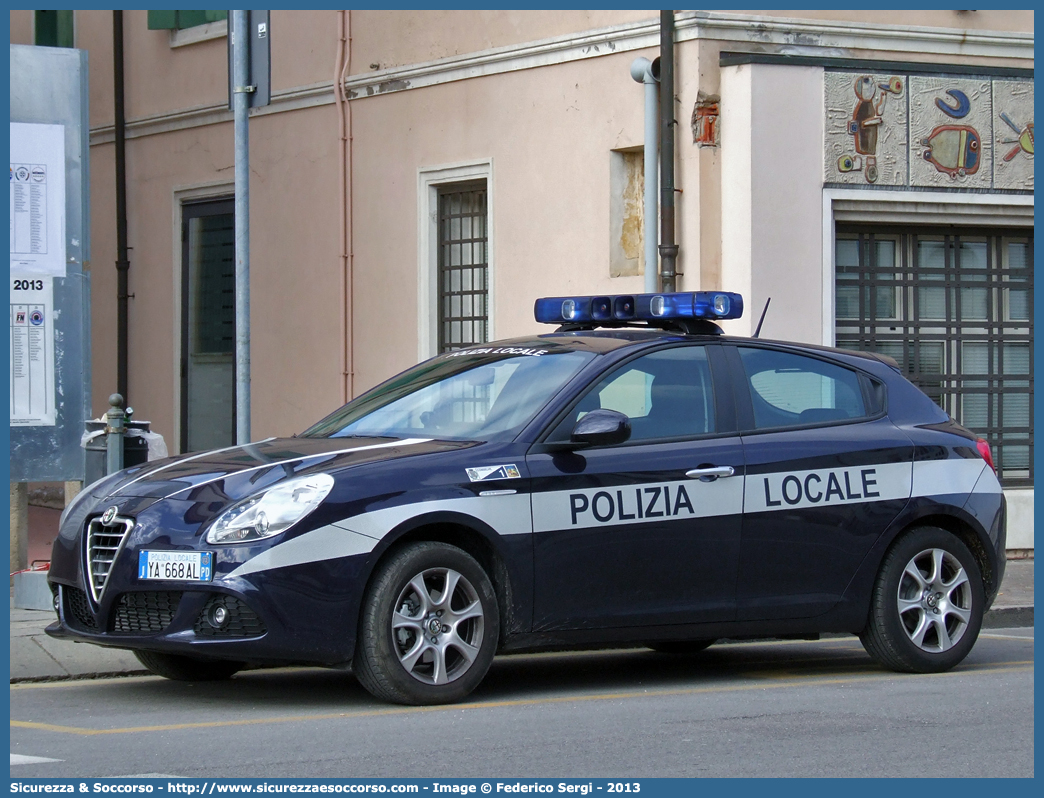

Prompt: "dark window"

[738,347,867,430]
[35,10,73,47]
[181,200,235,453]
[836,227,1032,487]
[437,182,488,353]
[147,10,227,31]
[550,346,716,443]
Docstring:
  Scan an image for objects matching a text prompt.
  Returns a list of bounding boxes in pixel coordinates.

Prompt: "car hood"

[101,436,475,502]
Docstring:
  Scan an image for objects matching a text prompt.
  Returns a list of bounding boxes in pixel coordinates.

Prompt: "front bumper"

[47,500,371,666]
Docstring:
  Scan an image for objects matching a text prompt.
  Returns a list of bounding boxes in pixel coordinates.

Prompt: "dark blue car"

[47,291,1005,705]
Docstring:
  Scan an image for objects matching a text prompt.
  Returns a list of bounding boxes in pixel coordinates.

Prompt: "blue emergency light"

[534,291,744,326]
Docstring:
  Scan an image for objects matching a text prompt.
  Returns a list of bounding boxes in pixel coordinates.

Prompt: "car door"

[727,344,914,621]
[526,343,744,631]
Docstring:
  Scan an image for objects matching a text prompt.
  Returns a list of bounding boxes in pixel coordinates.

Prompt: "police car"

[47,291,1005,705]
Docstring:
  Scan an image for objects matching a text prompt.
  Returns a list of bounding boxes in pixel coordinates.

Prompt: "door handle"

[685,465,736,480]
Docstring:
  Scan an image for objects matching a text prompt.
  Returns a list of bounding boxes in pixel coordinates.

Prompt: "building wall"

[720,64,825,342]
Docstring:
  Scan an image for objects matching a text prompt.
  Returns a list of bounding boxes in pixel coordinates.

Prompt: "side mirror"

[571,409,631,448]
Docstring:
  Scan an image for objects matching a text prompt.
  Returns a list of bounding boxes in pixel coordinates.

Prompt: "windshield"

[301,345,595,442]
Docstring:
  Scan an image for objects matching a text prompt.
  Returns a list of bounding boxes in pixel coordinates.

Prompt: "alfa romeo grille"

[86,516,135,603]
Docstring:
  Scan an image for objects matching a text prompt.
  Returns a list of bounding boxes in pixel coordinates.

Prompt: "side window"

[550,346,716,443]
[737,347,868,430]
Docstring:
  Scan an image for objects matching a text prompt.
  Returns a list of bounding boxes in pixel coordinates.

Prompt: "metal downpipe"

[658,10,678,293]
[113,11,130,402]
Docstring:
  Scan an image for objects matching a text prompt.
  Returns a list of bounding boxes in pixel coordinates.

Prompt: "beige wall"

[348,10,654,74]
[349,49,654,390]
[90,107,344,445]
[10,10,32,45]
[735,9,1032,32]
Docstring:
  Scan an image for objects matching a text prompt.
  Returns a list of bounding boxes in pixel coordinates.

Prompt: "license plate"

[138,550,213,582]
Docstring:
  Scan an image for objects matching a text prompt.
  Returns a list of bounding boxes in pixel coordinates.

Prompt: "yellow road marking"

[10,662,1033,737]
[980,632,1034,641]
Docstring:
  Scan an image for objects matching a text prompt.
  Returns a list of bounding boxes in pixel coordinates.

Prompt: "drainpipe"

[113,11,130,401]
[630,56,659,294]
[334,10,355,402]
[335,12,348,404]
[658,10,679,293]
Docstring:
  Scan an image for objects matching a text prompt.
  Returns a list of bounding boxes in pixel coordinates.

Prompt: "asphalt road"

[10,630,1034,779]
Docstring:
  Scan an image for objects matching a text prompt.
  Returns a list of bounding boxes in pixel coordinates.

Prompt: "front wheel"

[353,542,499,705]
[860,526,984,673]
[133,650,243,681]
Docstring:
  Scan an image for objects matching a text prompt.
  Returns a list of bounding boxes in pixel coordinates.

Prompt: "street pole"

[232,10,251,444]
[105,393,126,475]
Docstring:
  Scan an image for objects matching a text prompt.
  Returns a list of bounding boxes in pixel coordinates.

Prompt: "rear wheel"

[353,542,499,705]
[860,526,984,673]
[133,650,243,681]
[647,639,716,654]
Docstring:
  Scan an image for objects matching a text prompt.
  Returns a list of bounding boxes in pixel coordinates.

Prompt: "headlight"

[205,474,335,544]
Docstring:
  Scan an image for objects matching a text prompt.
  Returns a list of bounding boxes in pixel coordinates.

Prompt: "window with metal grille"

[437,182,488,353]
[835,226,1033,487]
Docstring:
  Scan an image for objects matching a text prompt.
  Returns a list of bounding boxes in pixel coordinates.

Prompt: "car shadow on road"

[70,637,882,714]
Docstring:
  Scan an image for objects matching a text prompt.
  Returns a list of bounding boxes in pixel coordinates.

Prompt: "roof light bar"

[534,291,744,325]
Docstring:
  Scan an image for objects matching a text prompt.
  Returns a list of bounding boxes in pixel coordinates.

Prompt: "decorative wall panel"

[825,72,907,186]
[992,80,1035,191]
[909,76,992,189]
[824,70,1032,192]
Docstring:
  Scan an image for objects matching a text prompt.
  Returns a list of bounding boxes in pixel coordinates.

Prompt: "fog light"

[52,590,61,617]
[208,604,230,628]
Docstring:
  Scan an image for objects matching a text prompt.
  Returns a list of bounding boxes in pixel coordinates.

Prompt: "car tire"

[133,650,243,681]
[860,526,984,673]
[353,542,499,705]
[647,639,716,654]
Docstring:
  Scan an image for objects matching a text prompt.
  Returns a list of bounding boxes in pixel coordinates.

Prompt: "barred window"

[835,227,1033,487]
[437,182,488,353]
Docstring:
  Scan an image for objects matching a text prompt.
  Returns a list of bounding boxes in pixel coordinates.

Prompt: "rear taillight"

[976,438,995,473]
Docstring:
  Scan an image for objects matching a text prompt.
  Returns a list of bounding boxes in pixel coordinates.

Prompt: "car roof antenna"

[752,297,771,339]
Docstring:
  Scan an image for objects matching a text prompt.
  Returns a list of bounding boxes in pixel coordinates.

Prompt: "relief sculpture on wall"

[992,79,1034,191]
[909,76,992,189]
[824,70,1032,192]
[825,72,906,186]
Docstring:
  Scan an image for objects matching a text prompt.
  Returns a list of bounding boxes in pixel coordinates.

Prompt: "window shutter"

[147,10,178,30]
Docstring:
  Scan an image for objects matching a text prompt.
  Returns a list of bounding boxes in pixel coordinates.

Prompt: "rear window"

[738,347,869,430]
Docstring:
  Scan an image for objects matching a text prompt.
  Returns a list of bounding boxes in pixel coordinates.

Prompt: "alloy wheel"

[896,547,973,653]
[391,567,485,685]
